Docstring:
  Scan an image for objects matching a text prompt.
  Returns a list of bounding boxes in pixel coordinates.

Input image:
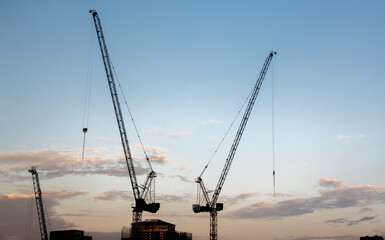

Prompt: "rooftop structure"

[130,219,192,240]
[50,230,92,240]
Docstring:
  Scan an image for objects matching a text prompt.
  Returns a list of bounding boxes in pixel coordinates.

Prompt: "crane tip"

[89,10,97,16]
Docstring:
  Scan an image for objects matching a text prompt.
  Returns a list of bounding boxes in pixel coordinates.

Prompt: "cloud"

[326,216,378,226]
[171,161,194,172]
[290,235,357,240]
[93,191,192,204]
[0,191,86,240]
[318,178,344,188]
[163,174,195,183]
[220,193,261,205]
[94,190,132,201]
[337,134,365,140]
[347,215,378,226]
[157,193,192,203]
[0,148,151,181]
[325,218,349,224]
[226,179,385,220]
[141,145,169,164]
[359,207,375,213]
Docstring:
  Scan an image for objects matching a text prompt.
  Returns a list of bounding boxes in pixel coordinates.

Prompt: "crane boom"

[211,51,276,205]
[28,166,48,240]
[193,51,276,240]
[89,10,159,223]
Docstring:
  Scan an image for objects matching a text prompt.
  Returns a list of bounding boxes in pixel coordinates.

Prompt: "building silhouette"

[129,219,192,240]
[50,230,92,240]
[360,236,384,240]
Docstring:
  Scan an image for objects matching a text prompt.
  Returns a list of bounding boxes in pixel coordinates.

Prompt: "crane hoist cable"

[82,22,95,161]
[89,10,159,224]
[193,51,276,240]
[24,186,33,240]
[199,88,253,179]
[111,63,153,171]
[271,58,276,197]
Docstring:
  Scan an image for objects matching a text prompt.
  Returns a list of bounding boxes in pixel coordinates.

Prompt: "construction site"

[3,2,384,240]
[25,9,276,240]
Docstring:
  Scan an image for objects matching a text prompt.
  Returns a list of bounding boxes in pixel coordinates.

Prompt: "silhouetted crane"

[89,10,159,224]
[29,166,48,240]
[193,51,276,240]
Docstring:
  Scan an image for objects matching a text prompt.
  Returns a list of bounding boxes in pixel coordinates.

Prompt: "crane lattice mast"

[28,166,48,240]
[193,51,276,240]
[89,10,159,224]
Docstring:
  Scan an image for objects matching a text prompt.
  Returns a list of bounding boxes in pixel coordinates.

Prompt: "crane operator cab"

[192,203,223,213]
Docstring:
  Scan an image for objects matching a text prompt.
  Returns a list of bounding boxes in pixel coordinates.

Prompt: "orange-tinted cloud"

[0,190,87,240]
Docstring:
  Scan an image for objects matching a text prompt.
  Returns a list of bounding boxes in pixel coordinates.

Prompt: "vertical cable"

[24,189,33,240]
[82,21,95,161]
[272,62,275,197]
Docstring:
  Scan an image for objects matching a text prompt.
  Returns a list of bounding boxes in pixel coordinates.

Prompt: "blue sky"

[1,1,384,240]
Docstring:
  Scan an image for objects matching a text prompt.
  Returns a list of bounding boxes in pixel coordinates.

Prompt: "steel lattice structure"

[193,51,276,240]
[29,166,48,240]
[89,10,159,224]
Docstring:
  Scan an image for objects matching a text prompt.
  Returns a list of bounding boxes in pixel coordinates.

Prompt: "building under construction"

[127,219,192,240]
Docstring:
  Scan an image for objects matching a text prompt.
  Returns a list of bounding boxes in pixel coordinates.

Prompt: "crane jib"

[89,10,159,221]
[211,51,276,206]
[193,51,276,240]
[29,167,49,240]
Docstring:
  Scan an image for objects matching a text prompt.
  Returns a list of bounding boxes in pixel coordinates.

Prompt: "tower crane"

[28,166,48,240]
[193,51,276,240]
[89,10,159,223]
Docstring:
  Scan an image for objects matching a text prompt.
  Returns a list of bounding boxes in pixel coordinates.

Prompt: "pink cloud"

[0,148,150,180]
[319,178,344,188]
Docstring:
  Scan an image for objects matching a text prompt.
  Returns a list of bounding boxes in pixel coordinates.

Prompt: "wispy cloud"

[325,215,378,226]
[290,235,357,240]
[359,207,375,213]
[93,190,192,204]
[157,193,193,203]
[94,190,132,201]
[337,134,365,140]
[225,179,385,220]
[0,148,154,181]
[220,193,261,205]
[163,174,195,183]
[170,161,194,172]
